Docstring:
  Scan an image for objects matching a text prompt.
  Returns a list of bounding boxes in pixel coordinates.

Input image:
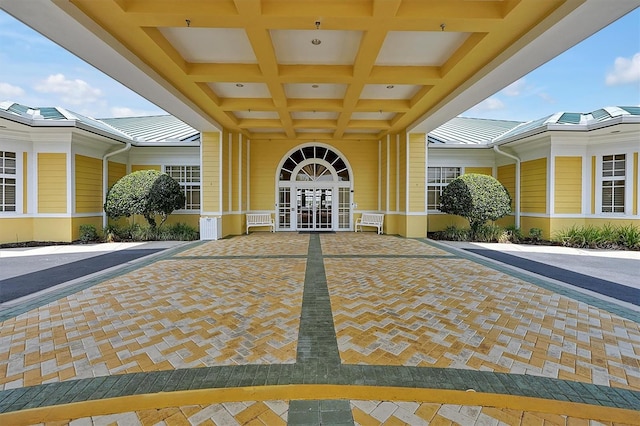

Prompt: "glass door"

[296,187,333,230]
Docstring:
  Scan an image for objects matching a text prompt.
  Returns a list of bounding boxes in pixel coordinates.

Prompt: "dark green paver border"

[1,234,639,420]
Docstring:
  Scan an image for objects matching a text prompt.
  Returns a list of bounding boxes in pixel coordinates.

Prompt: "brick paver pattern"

[0,255,306,390]
[321,235,640,391]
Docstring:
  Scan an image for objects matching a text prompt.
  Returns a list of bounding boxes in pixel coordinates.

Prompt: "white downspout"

[493,145,520,229]
[102,142,132,228]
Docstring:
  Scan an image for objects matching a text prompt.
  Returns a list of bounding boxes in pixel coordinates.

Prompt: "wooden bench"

[355,213,384,234]
[246,213,275,234]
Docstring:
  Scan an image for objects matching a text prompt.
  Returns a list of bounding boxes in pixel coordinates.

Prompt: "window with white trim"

[601,154,625,213]
[165,165,200,210]
[0,151,16,212]
[427,166,461,210]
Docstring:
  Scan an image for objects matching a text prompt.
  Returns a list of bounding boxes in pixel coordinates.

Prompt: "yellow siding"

[554,157,582,214]
[380,139,388,211]
[34,218,72,242]
[108,161,126,188]
[591,156,596,214]
[521,216,551,240]
[72,216,103,240]
[38,153,67,213]
[398,135,407,212]
[23,152,28,213]
[231,132,239,212]
[0,218,33,244]
[242,138,248,211]
[75,155,103,213]
[497,164,516,211]
[202,132,221,212]
[408,133,425,212]
[465,167,492,176]
[131,165,160,172]
[427,214,469,232]
[521,158,547,214]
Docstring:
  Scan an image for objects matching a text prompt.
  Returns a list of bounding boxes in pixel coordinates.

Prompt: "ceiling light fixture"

[440,23,446,31]
[386,85,394,89]
[185,19,191,27]
[236,83,244,87]
[311,20,322,45]
[311,84,319,88]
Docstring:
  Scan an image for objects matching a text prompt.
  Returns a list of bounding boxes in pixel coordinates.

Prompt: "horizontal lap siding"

[75,155,103,213]
[202,132,220,212]
[521,158,547,214]
[497,164,516,211]
[554,156,582,214]
[408,133,425,212]
[38,153,67,213]
[131,165,160,172]
[465,167,492,176]
[108,161,126,188]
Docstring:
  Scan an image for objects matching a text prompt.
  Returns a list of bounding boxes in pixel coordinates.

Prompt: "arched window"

[279,146,350,182]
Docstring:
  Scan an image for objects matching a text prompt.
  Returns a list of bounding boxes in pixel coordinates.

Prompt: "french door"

[296,187,332,230]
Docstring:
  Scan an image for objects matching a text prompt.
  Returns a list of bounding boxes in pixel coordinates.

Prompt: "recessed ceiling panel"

[361,84,421,100]
[376,31,470,66]
[285,84,347,99]
[344,129,380,134]
[159,28,257,63]
[296,128,334,133]
[291,112,339,120]
[209,83,271,98]
[351,112,396,120]
[234,111,280,119]
[271,30,362,65]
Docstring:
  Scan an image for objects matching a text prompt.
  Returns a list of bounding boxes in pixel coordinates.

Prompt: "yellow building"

[1,1,639,243]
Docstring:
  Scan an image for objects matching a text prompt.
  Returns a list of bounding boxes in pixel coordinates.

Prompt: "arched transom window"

[279,146,350,182]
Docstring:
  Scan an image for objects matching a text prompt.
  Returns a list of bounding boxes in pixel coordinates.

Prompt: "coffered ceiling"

[2,1,638,140]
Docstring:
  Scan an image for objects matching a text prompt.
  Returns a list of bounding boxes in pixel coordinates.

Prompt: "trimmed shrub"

[440,173,511,236]
[104,170,185,229]
[79,224,99,243]
[529,228,543,242]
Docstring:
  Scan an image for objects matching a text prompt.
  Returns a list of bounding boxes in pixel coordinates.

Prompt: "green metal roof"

[0,102,198,144]
[428,117,522,144]
[100,115,199,142]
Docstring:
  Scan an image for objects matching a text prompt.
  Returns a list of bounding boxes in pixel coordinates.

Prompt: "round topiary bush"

[440,173,511,236]
[104,170,185,229]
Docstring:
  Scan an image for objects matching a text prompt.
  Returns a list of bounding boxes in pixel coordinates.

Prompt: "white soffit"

[361,84,420,99]
[234,111,280,119]
[351,112,396,120]
[291,112,340,120]
[209,82,271,98]
[159,28,257,63]
[271,30,362,65]
[376,31,470,66]
[285,83,348,99]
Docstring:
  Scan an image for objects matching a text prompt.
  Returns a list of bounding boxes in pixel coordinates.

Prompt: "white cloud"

[34,73,103,105]
[109,106,162,118]
[605,53,640,86]
[0,82,25,98]
[472,97,505,112]
[537,92,556,104]
[501,78,526,97]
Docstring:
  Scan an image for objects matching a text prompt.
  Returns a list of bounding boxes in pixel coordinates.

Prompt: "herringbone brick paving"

[1,232,638,425]
[0,257,306,390]
[325,256,640,390]
[27,401,632,425]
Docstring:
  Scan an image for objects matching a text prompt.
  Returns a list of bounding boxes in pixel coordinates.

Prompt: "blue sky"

[0,8,638,122]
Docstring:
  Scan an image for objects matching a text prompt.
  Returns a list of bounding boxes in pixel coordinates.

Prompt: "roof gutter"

[493,145,520,229]
[102,142,132,229]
